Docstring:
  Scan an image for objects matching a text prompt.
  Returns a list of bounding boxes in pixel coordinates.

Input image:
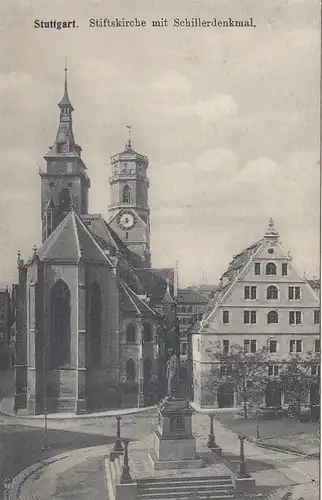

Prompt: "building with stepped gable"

[188,220,320,409]
[13,70,180,414]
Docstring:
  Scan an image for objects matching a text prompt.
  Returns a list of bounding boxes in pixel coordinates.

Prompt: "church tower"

[108,130,151,266]
[40,67,90,242]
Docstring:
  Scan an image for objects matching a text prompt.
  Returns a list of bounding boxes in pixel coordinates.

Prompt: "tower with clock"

[108,132,151,267]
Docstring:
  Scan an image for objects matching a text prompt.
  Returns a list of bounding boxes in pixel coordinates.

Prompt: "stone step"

[138,488,233,495]
[138,475,232,485]
[138,484,233,493]
[137,493,234,500]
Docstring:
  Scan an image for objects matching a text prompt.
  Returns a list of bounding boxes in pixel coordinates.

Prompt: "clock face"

[119,213,135,229]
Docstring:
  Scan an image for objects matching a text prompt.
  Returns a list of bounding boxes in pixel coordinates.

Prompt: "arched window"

[122,185,131,203]
[126,323,136,342]
[267,310,278,324]
[266,262,277,275]
[143,323,152,343]
[90,281,101,367]
[267,285,278,300]
[126,358,136,381]
[50,279,71,368]
[143,358,152,382]
[58,188,72,212]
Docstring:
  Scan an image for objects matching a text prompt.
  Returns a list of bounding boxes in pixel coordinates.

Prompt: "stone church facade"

[14,71,178,414]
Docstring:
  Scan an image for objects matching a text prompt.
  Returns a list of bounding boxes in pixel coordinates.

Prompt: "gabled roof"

[177,288,209,305]
[119,281,159,317]
[209,240,263,304]
[37,211,112,264]
[81,215,143,268]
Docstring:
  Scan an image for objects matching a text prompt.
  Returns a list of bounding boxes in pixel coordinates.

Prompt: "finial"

[163,277,174,303]
[268,218,275,233]
[264,218,278,238]
[17,250,23,268]
[126,125,132,149]
[58,59,73,110]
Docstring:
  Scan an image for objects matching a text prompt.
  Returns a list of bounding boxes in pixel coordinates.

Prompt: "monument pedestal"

[149,398,203,470]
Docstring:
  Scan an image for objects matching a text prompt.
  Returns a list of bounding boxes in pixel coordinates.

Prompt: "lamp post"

[120,438,132,484]
[238,434,247,477]
[3,477,11,500]
[207,413,215,448]
[114,415,124,452]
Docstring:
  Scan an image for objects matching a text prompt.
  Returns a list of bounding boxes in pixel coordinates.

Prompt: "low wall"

[105,455,138,500]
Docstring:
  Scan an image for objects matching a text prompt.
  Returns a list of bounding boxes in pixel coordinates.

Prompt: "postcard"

[0,1,320,499]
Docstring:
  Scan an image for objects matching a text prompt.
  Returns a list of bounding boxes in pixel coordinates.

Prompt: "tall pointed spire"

[58,61,74,110]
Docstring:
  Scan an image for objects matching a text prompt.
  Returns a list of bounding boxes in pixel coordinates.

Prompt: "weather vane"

[126,125,132,148]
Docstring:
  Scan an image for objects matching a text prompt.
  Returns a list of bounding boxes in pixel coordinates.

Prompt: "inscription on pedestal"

[170,415,184,431]
[150,398,203,469]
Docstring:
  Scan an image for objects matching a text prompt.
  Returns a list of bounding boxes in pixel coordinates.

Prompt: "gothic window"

[126,358,136,381]
[267,310,278,324]
[267,285,278,300]
[126,323,136,342]
[143,323,152,342]
[266,262,277,275]
[122,185,131,203]
[90,281,101,367]
[143,358,152,382]
[50,279,71,368]
[58,188,72,212]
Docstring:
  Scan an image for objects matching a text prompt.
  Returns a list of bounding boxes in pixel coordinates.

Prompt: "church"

[13,70,179,414]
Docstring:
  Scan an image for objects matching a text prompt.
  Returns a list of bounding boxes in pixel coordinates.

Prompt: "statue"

[166,348,179,399]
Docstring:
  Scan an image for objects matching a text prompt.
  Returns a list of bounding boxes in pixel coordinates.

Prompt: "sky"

[0,0,320,287]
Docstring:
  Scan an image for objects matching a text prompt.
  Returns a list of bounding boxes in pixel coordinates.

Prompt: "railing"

[109,174,149,183]
[108,202,150,210]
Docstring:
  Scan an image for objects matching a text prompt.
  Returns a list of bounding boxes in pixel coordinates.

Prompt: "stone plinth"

[149,398,203,470]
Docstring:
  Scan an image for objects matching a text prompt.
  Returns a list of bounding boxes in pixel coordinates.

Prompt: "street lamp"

[114,415,124,452]
[3,477,11,500]
[207,413,215,447]
[120,438,132,484]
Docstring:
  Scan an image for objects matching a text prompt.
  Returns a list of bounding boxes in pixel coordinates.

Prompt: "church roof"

[119,281,159,317]
[37,211,112,264]
[81,215,143,268]
[134,268,175,305]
